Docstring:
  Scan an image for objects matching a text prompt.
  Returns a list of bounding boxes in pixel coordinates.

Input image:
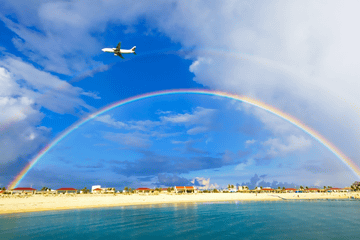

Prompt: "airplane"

[101,42,136,59]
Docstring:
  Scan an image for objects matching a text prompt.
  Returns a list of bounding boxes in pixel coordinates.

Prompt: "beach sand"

[1,192,358,215]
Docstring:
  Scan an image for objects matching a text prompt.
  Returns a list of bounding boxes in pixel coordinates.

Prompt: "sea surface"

[1,199,359,239]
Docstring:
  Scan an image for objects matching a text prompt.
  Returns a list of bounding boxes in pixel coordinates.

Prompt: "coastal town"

[1,181,359,215]
[1,181,359,196]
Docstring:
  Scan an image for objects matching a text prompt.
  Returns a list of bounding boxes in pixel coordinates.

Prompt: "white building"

[92,185,101,193]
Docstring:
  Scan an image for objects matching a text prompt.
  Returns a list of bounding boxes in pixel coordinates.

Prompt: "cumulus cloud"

[240,174,297,190]
[191,177,219,189]
[0,57,94,165]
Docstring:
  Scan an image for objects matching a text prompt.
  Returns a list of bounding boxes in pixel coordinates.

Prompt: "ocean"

[1,199,359,239]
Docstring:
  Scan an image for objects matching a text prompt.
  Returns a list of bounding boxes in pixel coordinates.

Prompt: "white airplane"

[101,42,136,59]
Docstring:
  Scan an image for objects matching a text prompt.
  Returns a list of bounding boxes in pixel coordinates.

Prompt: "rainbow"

[8,89,360,189]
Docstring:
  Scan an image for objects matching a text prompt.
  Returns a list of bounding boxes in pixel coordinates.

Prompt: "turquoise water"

[1,200,359,239]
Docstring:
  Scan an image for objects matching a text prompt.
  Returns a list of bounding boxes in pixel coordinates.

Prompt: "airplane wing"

[116,42,121,51]
[117,53,125,59]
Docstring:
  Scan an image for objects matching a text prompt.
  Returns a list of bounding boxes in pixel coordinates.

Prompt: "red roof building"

[136,188,152,193]
[12,187,37,191]
[174,186,195,193]
[284,188,297,192]
[307,188,319,192]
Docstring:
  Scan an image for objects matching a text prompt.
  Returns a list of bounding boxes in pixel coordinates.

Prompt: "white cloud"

[191,177,219,189]
[95,115,128,129]
[245,139,256,147]
[0,56,94,164]
[103,132,151,148]
[262,135,312,158]
[235,158,255,171]
[187,126,208,135]
[161,106,215,127]
[81,91,101,100]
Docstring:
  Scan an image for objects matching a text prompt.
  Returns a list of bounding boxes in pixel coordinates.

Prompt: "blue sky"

[1,1,359,190]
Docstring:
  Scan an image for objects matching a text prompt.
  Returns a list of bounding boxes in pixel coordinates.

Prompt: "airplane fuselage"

[102,42,136,58]
[101,48,135,54]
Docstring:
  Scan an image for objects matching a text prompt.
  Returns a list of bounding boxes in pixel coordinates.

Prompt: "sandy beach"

[1,192,358,215]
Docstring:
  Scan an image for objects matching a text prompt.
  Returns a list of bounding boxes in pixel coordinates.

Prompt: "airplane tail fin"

[131,46,136,55]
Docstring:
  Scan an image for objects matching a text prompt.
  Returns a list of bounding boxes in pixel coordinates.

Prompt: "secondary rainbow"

[8,89,360,189]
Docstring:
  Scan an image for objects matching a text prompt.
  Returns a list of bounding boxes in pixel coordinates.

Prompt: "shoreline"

[1,192,358,215]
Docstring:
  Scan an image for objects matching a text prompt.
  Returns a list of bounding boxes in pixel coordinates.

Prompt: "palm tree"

[300,186,304,191]
[124,187,128,192]
[41,187,49,191]
[228,184,231,189]
[81,187,89,194]
[1,187,6,191]
[328,186,332,189]
[167,187,171,193]
[231,185,234,189]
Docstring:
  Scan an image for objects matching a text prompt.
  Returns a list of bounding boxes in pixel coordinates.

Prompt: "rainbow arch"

[8,89,360,189]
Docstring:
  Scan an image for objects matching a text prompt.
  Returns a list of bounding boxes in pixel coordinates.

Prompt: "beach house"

[56,188,77,194]
[136,188,152,193]
[11,187,37,195]
[92,188,103,194]
[91,185,101,193]
[284,188,297,193]
[174,186,195,193]
[261,188,274,193]
[306,188,320,193]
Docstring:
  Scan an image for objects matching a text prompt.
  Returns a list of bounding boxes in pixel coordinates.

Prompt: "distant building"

[136,188,152,193]
[92,185,101,193]
[284,188,297,193]
[229,188,237,192]
[306,188,320,192]
[261,188,274,192]
[342,187,352,192]
[11,187,37,194]
[174,186,195,193]
[92,188,103,194]
[328,188,341,192]
[91,186,115,194]
[56,188,77,194]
